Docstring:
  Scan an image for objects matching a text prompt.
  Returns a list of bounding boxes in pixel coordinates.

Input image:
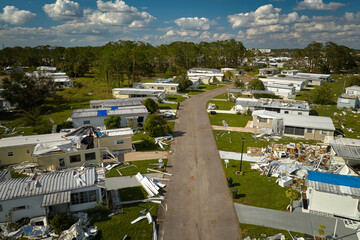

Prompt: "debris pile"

[208,103,218,110]
[154,135,173,150]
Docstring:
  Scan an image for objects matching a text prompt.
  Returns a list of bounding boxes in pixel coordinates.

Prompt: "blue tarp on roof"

[111,106,118,110]
[97,110,107,116]
[308,170,360,188]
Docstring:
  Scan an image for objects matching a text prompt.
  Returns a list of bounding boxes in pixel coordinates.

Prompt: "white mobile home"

[0,167,104,222]
[235,98,310,115]
[90,97,155,109]
[112,88,166,100]
[133,82,179,94]
[261,77,308,92]
[252,110,335,140]
[71,106,149,128]
[259,68,279,76]
[187,68,224,84]
[264,84,296,99]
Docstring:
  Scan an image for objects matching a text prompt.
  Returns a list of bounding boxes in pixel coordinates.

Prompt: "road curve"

[159,85,241,240]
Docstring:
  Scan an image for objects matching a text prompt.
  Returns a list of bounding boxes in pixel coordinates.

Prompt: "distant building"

[112,88,166,100]
[235,98,310,115]
[281,70,331,85]
[70,106,149,129]
[260,76,308,92]
[304,170,360,221]
[264,84,296,99]
[0,167,104,222]
[26,68,73,88]
[187,68,224,84]
[259,68,279,76]
[337,85,360,109]
[252,110,335,140]
[281,70,299,76]
[133,82,179,94]
[154,78,173,83]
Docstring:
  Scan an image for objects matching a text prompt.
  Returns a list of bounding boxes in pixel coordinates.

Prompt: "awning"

[41,191,71,207]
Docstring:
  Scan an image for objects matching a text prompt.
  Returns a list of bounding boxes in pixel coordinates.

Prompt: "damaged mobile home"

[0,127,133,170]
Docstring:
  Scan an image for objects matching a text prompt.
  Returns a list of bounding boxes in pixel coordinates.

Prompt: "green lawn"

[239,223,305,239]
[214,131,318,152]
[213,93,228,99]
[207,100,235,110]
[166,94,187,102]
[158,103,177,110]
[209,113,252,127]
[167,121,175,133]
[106,159,168,177]
[92,187,157,240]
[199,84,229,90]
[223,160,289,210]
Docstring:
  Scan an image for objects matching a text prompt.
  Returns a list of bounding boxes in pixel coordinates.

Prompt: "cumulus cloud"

[43,0,83,21]
[344,11,360,22]
[0,6,36,25]
[174,17,216,31]
[294,0,345,11]
[161,29,200,39]
[246,24,288,36]
[88,0,156,27]
[228,4,308,29]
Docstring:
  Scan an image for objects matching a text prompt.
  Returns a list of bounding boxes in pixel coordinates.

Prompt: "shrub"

[50,213,75,234]
[105,116,121,129]
[144,114,170,137]
[56,121,73,132]
[143,98,159,114]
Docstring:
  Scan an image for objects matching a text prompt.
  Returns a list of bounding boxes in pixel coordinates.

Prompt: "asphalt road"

[159,85,241,240]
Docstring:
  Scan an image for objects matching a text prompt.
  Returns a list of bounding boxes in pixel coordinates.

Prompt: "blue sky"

[0,0,359,49]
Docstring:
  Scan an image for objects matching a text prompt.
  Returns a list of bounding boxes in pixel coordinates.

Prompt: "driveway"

[235,203,357,239]
[159,84,241,240]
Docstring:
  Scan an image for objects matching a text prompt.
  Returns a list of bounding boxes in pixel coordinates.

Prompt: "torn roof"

[71,105,148,119]
[236,98,310,110]
[330,138,360,160]
[0,133,66,148]
[0,167,99,201]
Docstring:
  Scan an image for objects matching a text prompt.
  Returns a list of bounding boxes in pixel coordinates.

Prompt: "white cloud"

[161,30,200,39]
[344,11,360,22]
[228,4,308,29]
[294,0,345,11]
[246,24,288,36]
[43,0,83,21]
[293,22,343,32]
[0,6,36,25]
[174,17,216,31]
[88,0,155,27]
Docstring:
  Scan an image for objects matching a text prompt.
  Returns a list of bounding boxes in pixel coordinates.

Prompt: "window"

[307,128,313,133]
[13,206,26,211]
[284,126,305,136]
[83,120,90,124]
[58,158,66,168]
[115,139,125,145]
[284,111,289,114]
[8,152,14,157]
[85,152,96,161]
[340,99,350,103]
[157,87,164,90]
[71,190,98,205]
[26,150,30,154]
[298,112,302,115]
[171,87,175,90]
[0,204,2,212]
[321,130,328,135]
[258,117,268,123]
[69,154,81,163]
[138,116,144,123]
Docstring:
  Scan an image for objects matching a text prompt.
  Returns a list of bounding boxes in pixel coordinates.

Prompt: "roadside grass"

[239,223,305,239]
[158,103,177,110]
[165,95,187,102]
[213,93,228,99]
[132,130,170,152]
[223,160,289,210]
[180,89,204,95]
[106,159,168,178]
[93,187,157,240]
[167,121,175,134]
[198,83,229,91]
[214,131,318,152]
[209,113,252,127]
[207,100,235,110]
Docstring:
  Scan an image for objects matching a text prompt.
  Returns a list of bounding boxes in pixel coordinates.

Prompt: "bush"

[56,121,73,132]
[105,116,121,129]
[144,114,169,137]
[50,213,75,234]
[253,93,280,99]
[248,79,265,90]
[143,98,159,114]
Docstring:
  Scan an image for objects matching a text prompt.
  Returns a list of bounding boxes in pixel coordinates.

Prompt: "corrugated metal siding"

[308,170,360,188]
[41,191,71,206]
[0,168,96,201]
[331,144,360,160]
[308,180,360,197]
